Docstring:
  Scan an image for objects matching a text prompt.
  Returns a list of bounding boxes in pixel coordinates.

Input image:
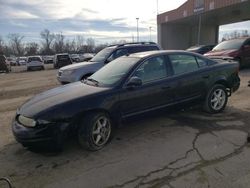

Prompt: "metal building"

[157,0,250,50]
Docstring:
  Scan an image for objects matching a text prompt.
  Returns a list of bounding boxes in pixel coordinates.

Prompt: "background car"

[7,57,17,66]
[79,53,95,62]
[70,54,80,63]
[57,42,161,84]
[43,56,54,64]
[12,51,240,151]
[186,45,215,54]
[17,57,27,66]
[26,56,44,71]
[53,53,72,68]
[0,55,11,73]
[204,37,250,68]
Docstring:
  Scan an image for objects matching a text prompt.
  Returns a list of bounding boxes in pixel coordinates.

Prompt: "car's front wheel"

[78,112,113,151]
[203,84,228,113]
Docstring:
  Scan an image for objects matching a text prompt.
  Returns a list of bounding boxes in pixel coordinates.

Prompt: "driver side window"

[133,56,168,83]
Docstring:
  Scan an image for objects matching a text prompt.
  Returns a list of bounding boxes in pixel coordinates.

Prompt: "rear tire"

[203,84,228,113]
[78,112,113,151]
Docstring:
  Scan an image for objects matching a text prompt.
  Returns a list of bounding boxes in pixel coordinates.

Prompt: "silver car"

[27,56,44,71]
[57,42,160,84]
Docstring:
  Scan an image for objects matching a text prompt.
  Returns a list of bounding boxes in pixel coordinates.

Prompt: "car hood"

[204,49,238,56]
[60,61,102,71]
[19,82,110,118]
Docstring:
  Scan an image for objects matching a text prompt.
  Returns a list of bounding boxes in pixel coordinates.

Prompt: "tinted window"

[133,56,168,83]
[129,46,159,53]
[58,55,70,60]
[28,57,42,62]
[169,54,198,75]
[244,40,250,46]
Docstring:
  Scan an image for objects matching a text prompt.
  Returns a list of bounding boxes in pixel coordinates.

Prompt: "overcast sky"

[0,0,249,44]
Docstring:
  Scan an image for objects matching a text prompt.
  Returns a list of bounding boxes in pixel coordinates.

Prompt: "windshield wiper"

[86,78,99,86]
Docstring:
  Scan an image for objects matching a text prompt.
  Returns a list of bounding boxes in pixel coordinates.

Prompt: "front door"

[119,55,174,118]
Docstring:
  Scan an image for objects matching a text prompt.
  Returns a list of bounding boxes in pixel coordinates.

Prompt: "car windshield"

[213,39,245,51]
[87,56,139,87]
[90,47,115,62]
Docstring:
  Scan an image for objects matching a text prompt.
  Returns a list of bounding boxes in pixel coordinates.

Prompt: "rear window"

[28,57,41,62]
[57,55,70,60]
[128,45,159,53]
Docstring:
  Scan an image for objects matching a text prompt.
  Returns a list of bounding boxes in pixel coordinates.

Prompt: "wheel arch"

[71,108,119,131]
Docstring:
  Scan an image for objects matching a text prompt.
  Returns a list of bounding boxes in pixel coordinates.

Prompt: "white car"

[26,56,44,71]
[17,57,27,66]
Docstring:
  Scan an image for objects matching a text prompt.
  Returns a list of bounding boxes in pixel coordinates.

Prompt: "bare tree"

[76,35,85,52]
[95,44,108,53]
[0,36,4,54]
[40,29,54,54]
[64,39,76,53]
[53,33,65,53]
[25,42,39,56]
[86,38,95,53]
[222,30,250,41]
[8,33,25,56]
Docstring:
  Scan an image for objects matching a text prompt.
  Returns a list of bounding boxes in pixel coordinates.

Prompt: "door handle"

[202,75,210,79]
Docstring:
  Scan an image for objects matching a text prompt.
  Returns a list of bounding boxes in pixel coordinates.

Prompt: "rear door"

[167,53,209,102]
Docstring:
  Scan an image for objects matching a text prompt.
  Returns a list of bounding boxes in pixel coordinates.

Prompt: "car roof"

[128,50,201,59]
[108,42,158,48]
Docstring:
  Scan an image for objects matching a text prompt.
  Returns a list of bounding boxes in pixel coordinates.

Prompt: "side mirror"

[126,76,142,88]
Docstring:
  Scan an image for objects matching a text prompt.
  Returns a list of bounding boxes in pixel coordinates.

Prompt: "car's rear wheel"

[203,84,228,113]
[78,112,113,151]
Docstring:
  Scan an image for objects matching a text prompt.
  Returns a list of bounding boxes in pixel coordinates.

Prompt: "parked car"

[17,57,27,66]
[79,53,95,62]
[186,45,215,54]
[54,53,72,68]
[57,42,160,84]
[7,57,17,66]
[12,50,240,151]
[26,56,44,71]
[0,55,11,73]
[70,54,80,62]
[43,56,54,64]
[204,37,250,68]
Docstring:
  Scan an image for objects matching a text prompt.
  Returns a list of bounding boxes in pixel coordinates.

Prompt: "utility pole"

[149,27,152,41]
[156,0,159,15]
[136,18,139,42]
[197,14,202,45]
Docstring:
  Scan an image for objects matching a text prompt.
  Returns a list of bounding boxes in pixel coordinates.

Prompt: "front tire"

[203,84,228,113]
[78,112,113,151]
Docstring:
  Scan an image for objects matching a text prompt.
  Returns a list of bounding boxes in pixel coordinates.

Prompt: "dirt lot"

[0,67,250,188]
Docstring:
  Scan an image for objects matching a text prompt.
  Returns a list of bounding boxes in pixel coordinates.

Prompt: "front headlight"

[63,69,75,75]
[18,115,36,127]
